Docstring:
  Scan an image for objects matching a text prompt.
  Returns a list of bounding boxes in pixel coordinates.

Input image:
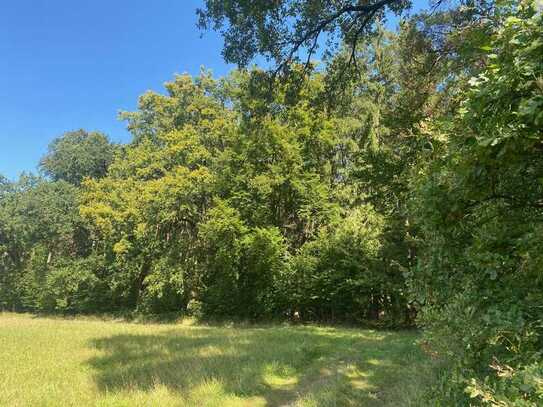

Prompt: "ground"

[0,313,433,406]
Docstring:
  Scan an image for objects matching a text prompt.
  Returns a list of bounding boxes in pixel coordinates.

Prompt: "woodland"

[0,0,542,404]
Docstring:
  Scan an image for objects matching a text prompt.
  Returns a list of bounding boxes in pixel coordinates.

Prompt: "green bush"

[286,206,408,323]
[40,256,111,313]
[186,299,204,319]
[411,3,543,403]
[137,257,186,314]
[198,201,288,318]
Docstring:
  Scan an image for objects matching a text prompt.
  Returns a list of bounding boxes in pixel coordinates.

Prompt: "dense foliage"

[1,0,541,404]
[76,60,417,323]
[197,0,408,70]
[1,54,417,324]
[40,130,117,185]
[410,3,543,404]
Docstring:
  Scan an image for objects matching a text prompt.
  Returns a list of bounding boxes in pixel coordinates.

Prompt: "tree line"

[1,0,541,404]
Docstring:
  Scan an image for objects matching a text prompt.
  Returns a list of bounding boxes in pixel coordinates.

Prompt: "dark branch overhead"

[197,0,410,74]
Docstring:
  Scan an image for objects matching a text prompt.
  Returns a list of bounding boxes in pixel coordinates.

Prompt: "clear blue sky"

[0,0,232,179]
[0,0,428,180]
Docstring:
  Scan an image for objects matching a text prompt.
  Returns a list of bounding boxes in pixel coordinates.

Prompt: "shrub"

[40,256,111,313]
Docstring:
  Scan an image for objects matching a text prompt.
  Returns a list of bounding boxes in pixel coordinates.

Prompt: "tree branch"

[274,0,402,76]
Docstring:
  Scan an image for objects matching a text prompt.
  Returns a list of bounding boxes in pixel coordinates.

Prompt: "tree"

[197,0,497,77]
[410,1,543,403]
[0,175,90,310]
[0,175,16,310]
[40,130,116,185]
[287,206,395,323]
[197,0,410,73]
[78,64,419,321]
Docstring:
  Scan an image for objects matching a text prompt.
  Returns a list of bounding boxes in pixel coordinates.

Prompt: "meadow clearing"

[0,313,434,406]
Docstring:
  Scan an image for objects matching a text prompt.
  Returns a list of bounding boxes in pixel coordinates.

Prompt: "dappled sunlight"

[350,378,375,391]
[84,324,424,406]
[187,379,268,407]
[367,358,384,366]
[263,362,299,390]
[0,314,429,406]
[197,345,230,358]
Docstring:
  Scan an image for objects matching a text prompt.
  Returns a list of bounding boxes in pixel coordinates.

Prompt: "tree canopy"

[1,0,542,404]
[198,0,409,71]
[40,130,117,185]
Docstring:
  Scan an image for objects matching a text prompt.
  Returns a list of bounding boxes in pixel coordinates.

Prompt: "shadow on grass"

[86,326,423,406]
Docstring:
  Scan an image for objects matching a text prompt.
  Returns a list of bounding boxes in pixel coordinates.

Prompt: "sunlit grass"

[0,313,434,406]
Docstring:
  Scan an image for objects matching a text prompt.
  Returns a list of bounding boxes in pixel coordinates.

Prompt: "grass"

[0,313,435,406]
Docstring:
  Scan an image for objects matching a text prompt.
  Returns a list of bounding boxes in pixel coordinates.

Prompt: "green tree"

[287,206,392,323]
[0,175,90,310]
[411,1,543,403]
[198,0,409,71]
[40,130,116,185]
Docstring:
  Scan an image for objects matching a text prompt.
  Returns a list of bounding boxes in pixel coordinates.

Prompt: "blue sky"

[0,0,428,180]
[0,0,232,179]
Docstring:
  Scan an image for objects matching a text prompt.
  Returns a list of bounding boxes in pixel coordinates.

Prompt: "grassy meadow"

[0,313,435,406]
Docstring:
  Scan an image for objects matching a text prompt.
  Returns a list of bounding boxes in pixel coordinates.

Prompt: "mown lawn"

[0,313,433,406]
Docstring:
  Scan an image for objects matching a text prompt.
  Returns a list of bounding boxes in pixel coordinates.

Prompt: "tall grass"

[0,313,436,406]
